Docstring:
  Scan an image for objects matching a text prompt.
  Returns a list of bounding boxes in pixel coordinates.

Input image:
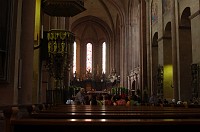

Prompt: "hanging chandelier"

[41,0,86,17]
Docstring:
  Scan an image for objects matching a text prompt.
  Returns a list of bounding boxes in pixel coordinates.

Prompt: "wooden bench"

[30,104,200,119]
[11,118,200,132]
[6,104,200,132]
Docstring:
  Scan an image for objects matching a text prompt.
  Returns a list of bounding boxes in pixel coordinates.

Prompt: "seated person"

[96,94,103,105]
[104,94,113,106]
[90,94,98,105]
[113,94,126,106]
[74,88,86,105]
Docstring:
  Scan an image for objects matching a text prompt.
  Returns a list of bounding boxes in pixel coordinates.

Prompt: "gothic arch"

[71,16,113,78]
[178,7,192,101]
[163,22,173,99]
[152,32,158,95]
[71,15,112,43]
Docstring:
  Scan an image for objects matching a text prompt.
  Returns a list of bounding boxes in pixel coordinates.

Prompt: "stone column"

[128,22,133,71]
[19,0,36,104]
[64,17,71,97]
[43,13,50,31]
[139,0,147,93]
[119,24,125,87]
[50,16,57,29]
[58,17,65,29]
[145,0,151,94]
[120,23,128,87]
[65,17,70,31]
[171,0,179,100]
[48,17,57,92]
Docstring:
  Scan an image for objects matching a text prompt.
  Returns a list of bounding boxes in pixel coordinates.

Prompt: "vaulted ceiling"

[71,0,126,30]
[70,0,140,44]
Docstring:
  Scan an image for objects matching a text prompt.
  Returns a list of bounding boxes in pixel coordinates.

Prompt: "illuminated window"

[102,42,106,73]
[86,43,92,72]
[73,41,76,74]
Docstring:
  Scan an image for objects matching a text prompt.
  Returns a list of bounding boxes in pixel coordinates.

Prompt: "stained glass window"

[86,43,92,72]
[73,41,76,74]
[102,42,106,74]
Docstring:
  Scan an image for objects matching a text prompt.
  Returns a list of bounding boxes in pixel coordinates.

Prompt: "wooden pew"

[8,104,200,132]
[30,105,200,119]
[11,118,200,132]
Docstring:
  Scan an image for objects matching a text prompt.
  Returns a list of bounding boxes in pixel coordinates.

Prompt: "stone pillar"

[171,0,179,100]
[125,22,130,88]
[48,16,58,91]
[120,23,128,87]
[139,0,147,94]
[19,0,36,104]
[50,16,57,29]
[65,17,70,31]
[65,17,71,92]
[119,24,125,87]
[58,17,65,29]
[145,0,151,94]
[128,22,133,71]
[43,13,50,31]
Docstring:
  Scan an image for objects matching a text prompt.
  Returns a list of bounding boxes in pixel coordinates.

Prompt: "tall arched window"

[102,42,106,74]
[73,41,77,74]
[86,43,92,72]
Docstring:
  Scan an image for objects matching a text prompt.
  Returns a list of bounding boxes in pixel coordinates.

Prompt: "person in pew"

[126,95,132,106]
[74,88,86,105]
[126,95,140,106]
[84,95,90,105]
[149,94,158,106]
[163,98,169,104]
[104,94,113,106]
[90,94,98,105]
[113,94,126,106]
[96,94,103,106]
